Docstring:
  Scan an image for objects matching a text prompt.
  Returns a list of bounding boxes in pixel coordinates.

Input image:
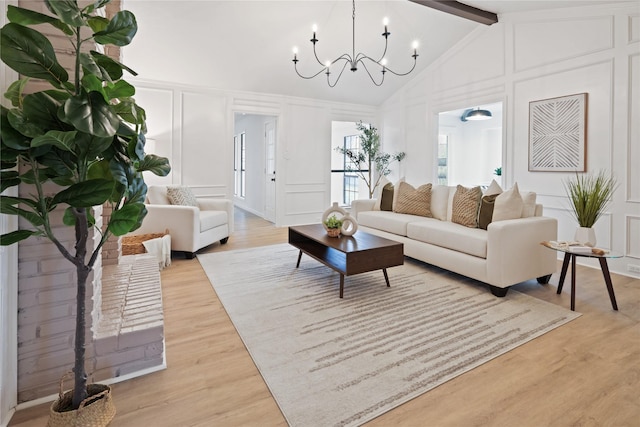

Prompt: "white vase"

[322,202,346,232]
[574,226,596,247]
[340,213,358,236]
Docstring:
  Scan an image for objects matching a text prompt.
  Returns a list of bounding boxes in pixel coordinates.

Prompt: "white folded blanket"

[142,234,172,269]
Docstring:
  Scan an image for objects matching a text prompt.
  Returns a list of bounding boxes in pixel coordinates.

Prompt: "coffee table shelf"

[289,224,404,298]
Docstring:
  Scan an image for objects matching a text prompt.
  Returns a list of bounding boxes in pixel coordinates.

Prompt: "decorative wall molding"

[626,215,640,259]
[628,52,640,203]
[513,16,614,73]
[629,14,640,44]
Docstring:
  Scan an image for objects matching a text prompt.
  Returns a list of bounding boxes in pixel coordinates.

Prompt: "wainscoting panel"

[627,216,640,259]
[629,53,640,202]
[513,16,613,72]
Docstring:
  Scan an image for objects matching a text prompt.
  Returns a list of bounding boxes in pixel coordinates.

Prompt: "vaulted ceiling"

[122,1,618,106]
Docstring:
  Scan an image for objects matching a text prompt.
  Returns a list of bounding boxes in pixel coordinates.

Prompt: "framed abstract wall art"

[529,93,587,172]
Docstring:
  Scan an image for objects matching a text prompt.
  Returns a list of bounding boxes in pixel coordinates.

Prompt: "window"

[437,134,448,185]
[330,121,369,206]
[234,132,246,198]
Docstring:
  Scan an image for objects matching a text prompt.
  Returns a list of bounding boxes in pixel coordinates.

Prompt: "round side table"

[541,242,622,311]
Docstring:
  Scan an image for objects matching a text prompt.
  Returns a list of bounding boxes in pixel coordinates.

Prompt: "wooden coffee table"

[288,224,404,298]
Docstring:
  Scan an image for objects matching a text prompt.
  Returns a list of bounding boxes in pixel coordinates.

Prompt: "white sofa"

[133,185,234,258]
[351,185,557,296]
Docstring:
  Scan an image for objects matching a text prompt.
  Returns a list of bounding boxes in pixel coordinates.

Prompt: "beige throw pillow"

[166,186,198,207]
[394,182,432,217]
[451,185,482,228]
[492,183,524,221]
[521,191,537,217]
[431,185,450,221]
[391,177,405,211]
[485,179,503,196]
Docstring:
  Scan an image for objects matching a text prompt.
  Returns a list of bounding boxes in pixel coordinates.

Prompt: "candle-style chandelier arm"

[327,60,350,88]
[358,61,385,87]
[291,0,419,87]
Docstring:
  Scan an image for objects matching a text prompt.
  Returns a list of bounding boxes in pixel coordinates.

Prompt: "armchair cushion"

[200,211,228,232]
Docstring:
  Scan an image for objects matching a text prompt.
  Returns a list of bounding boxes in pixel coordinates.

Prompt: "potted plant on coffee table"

[324,215,343,237]
[1,1,170,425]
[564,170,617,246]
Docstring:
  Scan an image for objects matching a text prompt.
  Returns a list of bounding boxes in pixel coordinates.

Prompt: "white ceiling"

[123,1,621,106]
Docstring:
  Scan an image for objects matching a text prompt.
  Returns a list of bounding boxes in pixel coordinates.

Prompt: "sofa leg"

[489,285,509,297]
[220,237,229,244]
[537,274,552,284]
[185,252,196,259]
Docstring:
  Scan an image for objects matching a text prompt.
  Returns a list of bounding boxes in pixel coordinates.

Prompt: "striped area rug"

[197,244,579,427]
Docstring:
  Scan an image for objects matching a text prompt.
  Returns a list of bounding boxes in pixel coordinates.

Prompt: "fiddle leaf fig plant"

[0,0,170,411]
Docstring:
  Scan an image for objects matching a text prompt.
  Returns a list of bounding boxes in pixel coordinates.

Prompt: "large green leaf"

[17,91,67,135]
[86,16,109,33]
[138,154,171,177]
[62,91,120,138]
[1,229,37,246]
[127,135,145,162]
[108,203,144,236]
[74,132,113,161]
[90,51,125,80]
[0,171,20,192]
[108,159,130,187]
[44,0,84,27]
[106,80,135,100]
[0,202,44,227]
[113,98,145,128]
[80,74,106,99]
[126,175,147,204]
[4,78,29,108]
[79,53,106,82]
[0,23,68,87]
[31,130,77,152]
[52,179,114,207]
[1,108,30,150]
[7,5,73,35]
[94,11,137,47]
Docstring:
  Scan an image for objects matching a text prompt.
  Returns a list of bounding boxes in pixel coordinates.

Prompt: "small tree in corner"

[0,0,170,412]
[335,121,405,199]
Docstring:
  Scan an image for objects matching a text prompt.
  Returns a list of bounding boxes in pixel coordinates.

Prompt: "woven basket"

[121,229,169,255]
[47,379,116,427]
[327,228,341,238]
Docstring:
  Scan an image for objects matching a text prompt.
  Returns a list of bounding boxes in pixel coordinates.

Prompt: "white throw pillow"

[431,185,450,221]
[521,191,537,217]
[492,183,524,222]
[484,179,503,196]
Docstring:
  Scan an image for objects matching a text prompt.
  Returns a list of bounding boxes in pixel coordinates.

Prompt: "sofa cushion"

[407,220,488,259]
[451,185,482,228]
[478,194,498,230]
[379,182,394,211]
[167,186,198,207]
[493,183,523,221]
[200,210,228,232]
[373,177,391,211]
[521,191,537,217]
[394,182,432,217]
[431,185,451,221]
[357,211,431,236]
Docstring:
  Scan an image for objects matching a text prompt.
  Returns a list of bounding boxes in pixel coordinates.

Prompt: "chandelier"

[292,0,419,87]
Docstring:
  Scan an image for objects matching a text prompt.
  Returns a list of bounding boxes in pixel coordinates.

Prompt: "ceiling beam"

[409,0,498,25]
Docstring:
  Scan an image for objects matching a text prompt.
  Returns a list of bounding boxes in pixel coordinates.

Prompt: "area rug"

[197,244,580,427]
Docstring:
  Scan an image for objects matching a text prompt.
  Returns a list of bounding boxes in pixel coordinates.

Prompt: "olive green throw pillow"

[451,185,482,228]
[380,182,394,211]
[478,194,498,230]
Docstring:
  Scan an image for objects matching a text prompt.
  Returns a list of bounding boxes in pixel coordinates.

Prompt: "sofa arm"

[350,199,376,220]
[198,198,234,233]
[486,216,558,286]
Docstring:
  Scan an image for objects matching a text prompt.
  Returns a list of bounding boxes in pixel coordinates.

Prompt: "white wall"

[130,79,376,227]
[379,2,640,278]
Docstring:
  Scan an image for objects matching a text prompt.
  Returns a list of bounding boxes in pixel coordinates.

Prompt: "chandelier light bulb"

[383,17,389,26]
[312,24,318,33]
[412,40,419,50]
[292,46,298,55]
[381,58,388,66]
[325,60,331,68]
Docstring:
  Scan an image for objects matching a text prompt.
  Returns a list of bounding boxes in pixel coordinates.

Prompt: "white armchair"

[132,185,234,258]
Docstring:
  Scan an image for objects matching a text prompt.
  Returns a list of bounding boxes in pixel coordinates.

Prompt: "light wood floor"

[9,209,640,426]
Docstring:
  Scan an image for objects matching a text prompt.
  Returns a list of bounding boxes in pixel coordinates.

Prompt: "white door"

[264,120,276,223]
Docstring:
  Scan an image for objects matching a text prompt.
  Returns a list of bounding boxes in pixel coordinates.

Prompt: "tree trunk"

[72,264,89,408]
